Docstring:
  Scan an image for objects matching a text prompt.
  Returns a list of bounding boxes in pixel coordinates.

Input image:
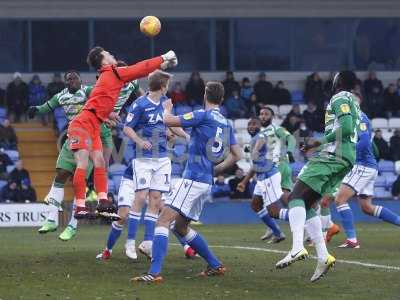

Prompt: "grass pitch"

[1,223,399,300]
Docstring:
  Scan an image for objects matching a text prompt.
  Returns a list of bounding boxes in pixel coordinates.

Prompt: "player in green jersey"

[29,67,140,240]
[276,71,361,283]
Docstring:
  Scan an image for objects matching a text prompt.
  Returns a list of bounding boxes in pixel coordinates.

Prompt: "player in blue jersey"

[122,70,188,259]
[132,81,242,283]
[238,118,287,243]
[335,111,400,248]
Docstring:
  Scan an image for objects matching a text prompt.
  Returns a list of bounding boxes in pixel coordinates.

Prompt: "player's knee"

[92,153,105,168]
[267,205,279,218]
[54,169,71,184]
[251,196,263,212]
[360,200,374,215]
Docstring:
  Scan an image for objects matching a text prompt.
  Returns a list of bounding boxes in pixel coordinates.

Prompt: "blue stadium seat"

[0,107,6,119]
[109,163,126,177]
[0,180,7,190]
[375,187,391,198]
[378,160,395,173]
[108,179,116,194]
[385,173,397,189]
[123,140,134,163]
[291,90,304,104]
[6,165,15,173]
[112,175,123,190]
[4,150,19,163]
[374,176,386,188]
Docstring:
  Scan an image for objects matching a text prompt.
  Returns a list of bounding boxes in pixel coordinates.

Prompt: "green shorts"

[278,161,293,192]
[56,124,113,176]
[298,155,352,197]
[100,124,113,149]
[56,141,93,177]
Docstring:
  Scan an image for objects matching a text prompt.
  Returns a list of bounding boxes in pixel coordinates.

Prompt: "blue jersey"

[356,112,377,169]
[179,108,237,184]
[123,162,133,179]
[170,139,188,178]
[250,134,278,180]
[125,94,168,159]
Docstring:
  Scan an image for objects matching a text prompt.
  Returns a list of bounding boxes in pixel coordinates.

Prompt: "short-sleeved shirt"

[179,108,237,184]
[124,94,168,159]
[356,112,377,169]
[322,91,361,164]
[250,133,278,181]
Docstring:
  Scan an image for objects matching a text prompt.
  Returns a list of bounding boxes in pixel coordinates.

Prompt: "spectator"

[47,73,65,98]
[271,81,291,105]
[383,83,400,118]
[222,71,240,99]
[19,178,36,203]
[170,82,186,104]
[374,129,390,160]
[304,72,324,108]
[0,119,18,150]
[240,77,253,105]
[6,72,28,122]
[391,175,400,199]
[223,90,247,119]
[363,71,384,118]
[323,72,335,101]
[0,150,12,180]
[28,75,47,107]
[185,71,205,106]
[286,104,303,120]
[248,93,260,117]
[389,129,400,161]
[253,72,273,105]
[229,168,251,199]
[0,86,5,107]
[211,175,231,199]
[281,114,301,134]
[302,102,324,133]
[298,121,313,138]
[9,160,30,187]
[397,78,400,96]
[1,180,19,203]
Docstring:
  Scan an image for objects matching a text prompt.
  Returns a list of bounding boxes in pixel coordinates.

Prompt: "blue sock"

[149,227,169,275]
[127,212,141,241]
[337,204,357,240]
[374,206,400,225]
[279,208,289,222]
[258,208,282,236]
[143,212,158,241]
[106,222,123,250]
[186,228,221,268]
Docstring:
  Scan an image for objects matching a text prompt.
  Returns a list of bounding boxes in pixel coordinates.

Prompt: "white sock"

[305,216,329,262]
[289,206,306,253]
[45,185,64,222]
[320,215,332,232]
[67,199,78,229]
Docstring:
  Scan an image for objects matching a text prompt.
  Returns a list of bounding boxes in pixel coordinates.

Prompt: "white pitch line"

[171,243,400,271]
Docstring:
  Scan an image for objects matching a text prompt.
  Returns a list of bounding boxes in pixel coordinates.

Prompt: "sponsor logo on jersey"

[126,113,134,122]
[340,103,350,113]
[145,107,155,111]
[183,112,194,120]
[360,123,367,131]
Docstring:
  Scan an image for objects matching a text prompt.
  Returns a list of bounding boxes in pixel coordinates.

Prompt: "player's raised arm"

[117,51,178,83]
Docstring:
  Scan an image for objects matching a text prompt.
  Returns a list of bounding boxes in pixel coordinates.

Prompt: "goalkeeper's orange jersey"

[83,56,163,121]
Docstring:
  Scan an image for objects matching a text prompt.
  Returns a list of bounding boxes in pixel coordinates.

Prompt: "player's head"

[204,81,224,106]
[64,70,81,94]
[332,70,357,93]
[116,60,127,67]
[87,46,117,70]
[247,117,261,137]
[148,70,172,94]
[259,106,275,127]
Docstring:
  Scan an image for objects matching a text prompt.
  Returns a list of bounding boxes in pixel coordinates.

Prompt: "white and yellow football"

[140,16,161,37]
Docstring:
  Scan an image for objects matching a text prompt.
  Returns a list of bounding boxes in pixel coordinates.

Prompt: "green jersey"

[259,124,295,163]
[113,80,139,113]
[37,85,93,121]
[322,91,361,164]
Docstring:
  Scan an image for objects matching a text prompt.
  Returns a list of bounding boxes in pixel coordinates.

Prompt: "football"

[140,16,161,37]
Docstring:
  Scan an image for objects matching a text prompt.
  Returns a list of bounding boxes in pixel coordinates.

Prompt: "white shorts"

[165,178,211,221]
[342,165,378,197]
[117,177,136,208]
[132,157,171,192]
[253,172,283,207]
